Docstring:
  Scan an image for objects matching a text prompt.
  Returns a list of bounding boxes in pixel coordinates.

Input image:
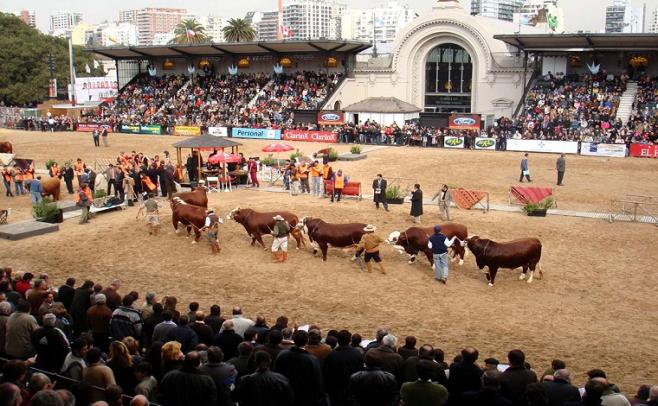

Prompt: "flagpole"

[68,35,76,106]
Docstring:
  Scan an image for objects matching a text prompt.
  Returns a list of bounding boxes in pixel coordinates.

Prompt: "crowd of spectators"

[1,266,657,406]
[626,75,658,144]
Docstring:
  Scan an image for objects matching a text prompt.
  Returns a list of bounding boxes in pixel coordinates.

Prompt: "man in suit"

[432,184,453,220]
[556,154,566,186]
[519,153,531,182]
[372,174,389,211]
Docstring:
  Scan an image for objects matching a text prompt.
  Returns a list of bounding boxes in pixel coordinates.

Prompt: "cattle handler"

[356,225,386,274]
[428,225,458,284]
[201,214,222,254]
[272,215,290,263]
[136,193,160,235]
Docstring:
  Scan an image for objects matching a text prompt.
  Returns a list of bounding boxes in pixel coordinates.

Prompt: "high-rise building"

[605,0,645,33]
[341,2,416,45]
[94,22,139,46]
[120,8,187,45]
[513,0,564,33]
[650,7,658,33]
[13,10,36,28]
[198,15,227,42]
[70,22,96,45]
[470,0,523,22]
[245,11,281,41]
[49,11,83,35]
[283,0,345,40]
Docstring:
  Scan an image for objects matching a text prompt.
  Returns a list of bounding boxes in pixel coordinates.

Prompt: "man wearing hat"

[356,225,386,274]
[484,358,500,372]
[432,184,452,221]
[271,215,291,263]
[201,212,223,254]
[136,193,160,235]
[75,182,93,224]
[428,225,458,284]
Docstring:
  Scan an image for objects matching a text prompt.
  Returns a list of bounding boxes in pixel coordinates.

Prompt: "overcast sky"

[3,0,658,33]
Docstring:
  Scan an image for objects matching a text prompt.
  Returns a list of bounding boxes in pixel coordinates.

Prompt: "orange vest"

[142,177,156,191]
[299,165,308,179]
[50,166,60,177]
[322,165,331,179]
[74,163,84,175]
[334,175,345,189]
[2,171,11,182]
[310,165,322,177]
[13,171,23,182]
[74,186,93,203]
[24,168,34,180]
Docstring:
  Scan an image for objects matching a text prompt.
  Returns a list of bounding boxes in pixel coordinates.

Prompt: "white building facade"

[94,22,139,46]
[49,11,83,34]
[471,0,523,22]
[283,0,345,40]
[341,2,416,45]
[198,16,227,43]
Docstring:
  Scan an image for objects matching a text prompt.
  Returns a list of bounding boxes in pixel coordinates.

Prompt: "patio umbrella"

[207,152,241,191]
[261,143,295,184]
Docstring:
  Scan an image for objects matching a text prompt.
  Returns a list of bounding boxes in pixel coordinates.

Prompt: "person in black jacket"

[372,174,389,211]
[69,280,94,336]
[323,330,364,406]
[403,344,448,386]
[213,320,243,361]
[348,353,398,406]
[274,330,327,406]
[57,278,76,312]
[199,346,237,406]
[499,349,538,406]
[164,315,199,354]
[31,313,70,373]
[447,347,483,404]
[62,163,75,194]
[542,369,581,406]
[232,351,294,406]
[158,351,218,406]
[410,184,423,223]
[462,369,512,406]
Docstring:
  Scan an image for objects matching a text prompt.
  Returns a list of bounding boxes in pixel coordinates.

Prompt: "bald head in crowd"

[222,319,235,331]
[130,395,150,406]
[28,389,64,406]
[0,383,22,406]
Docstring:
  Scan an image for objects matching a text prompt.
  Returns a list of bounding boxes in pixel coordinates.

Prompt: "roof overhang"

[86,40,371,60]
[494,33,658,52]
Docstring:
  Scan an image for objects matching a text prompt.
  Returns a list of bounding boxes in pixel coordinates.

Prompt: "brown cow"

[300,217,367,261]
[466,236,543,286]
[387,223,468,268]
[172,186,208,208]
[0,142,12,154]
[170,197,209,242]
[25,178,61,201]
[227,207,304,249]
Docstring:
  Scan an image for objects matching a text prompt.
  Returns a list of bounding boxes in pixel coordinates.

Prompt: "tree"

[170,19,209,44]
[0,13,103,106]
[222,18,256,42]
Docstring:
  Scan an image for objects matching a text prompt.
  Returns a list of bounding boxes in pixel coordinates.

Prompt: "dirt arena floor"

[2,129,658,392]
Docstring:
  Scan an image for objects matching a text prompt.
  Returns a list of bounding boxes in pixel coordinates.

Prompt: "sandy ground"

[2,129,658,392]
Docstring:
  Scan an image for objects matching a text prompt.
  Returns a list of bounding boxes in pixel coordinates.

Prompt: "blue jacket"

[428,233,448,255]
[29,179,42,193]
[520,158,529,171]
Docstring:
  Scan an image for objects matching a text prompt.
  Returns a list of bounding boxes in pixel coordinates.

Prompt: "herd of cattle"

[170,187,544,286]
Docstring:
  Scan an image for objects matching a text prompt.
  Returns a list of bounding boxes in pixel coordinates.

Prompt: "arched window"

[424,43,473,113]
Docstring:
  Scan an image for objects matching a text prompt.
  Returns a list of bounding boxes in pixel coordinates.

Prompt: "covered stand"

[262,143,294,184]
[207,152,242,191]
[172,135,242,185]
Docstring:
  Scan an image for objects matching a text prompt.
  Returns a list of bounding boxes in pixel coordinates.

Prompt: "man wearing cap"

[428,225,458,284]
[356,225,386,274]
[201,213,223,254]
[271,215,291,263]
[75,182,93,224]
[372,174,389,211]
[484,358,500,372]
[136,193,160,235]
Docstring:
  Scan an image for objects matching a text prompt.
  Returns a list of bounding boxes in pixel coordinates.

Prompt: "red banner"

[629,143,658,158]
[76,123,112,132]
[283,130,337,143]
[448,114,481,131]
[317,111,345,126]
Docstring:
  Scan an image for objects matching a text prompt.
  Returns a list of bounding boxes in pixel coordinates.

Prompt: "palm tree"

[169,19,209,44]
[222,18,256,42]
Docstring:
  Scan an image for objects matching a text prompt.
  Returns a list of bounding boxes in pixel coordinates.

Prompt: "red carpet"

[510,186,553,204]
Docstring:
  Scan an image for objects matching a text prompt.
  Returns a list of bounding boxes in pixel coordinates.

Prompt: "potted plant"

[523,197,554,217]
[93,189,107,208]
[350,145,362,155]
[386,185,405,205]
[327,148,339,162]
[33,198,63,223]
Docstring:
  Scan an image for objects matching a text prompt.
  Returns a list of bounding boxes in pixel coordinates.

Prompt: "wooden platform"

[0,220,59,240]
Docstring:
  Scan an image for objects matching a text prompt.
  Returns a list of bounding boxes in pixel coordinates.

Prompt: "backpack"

[110,313,136,341]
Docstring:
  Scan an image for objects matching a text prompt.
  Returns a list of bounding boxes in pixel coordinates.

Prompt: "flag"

[186,29,196,39]
[85,64,91,74]
[279,24,293,38]
[93,60,99,69]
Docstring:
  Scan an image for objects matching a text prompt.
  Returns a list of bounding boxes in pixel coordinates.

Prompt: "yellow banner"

[174,126,201,136]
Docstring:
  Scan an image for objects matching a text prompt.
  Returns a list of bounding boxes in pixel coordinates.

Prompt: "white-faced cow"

[386,223,468,268]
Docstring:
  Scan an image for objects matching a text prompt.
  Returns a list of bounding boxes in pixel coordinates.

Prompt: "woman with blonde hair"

[122,336,142,365]
[161,341,184,376]
[107,340,137,395]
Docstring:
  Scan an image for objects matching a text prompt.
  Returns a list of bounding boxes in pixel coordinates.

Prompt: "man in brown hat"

[271,215,290,263]
[356,225,386,274]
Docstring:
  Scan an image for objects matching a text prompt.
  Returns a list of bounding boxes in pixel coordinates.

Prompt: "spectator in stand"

[57,278,76,312]
[348,350,398,406]
[447,347,483,404]
[213,319,243,361]
[306,329,332,364]
[158,351,218,406]
[134,362,158,401]
[227,306,255,337]
[227,341,253,379]
[191,311,214,346]
[397,336,418,360]
[14,272,33,298]
[164,314,198,353]
[87,293,113,353]
[161,341,184,376]
[542,360,567,381]
[542,369,581,406]
[403,344,448,386]
[199,346,237,406]
[152,310,177,344]
[629,385,651,406]
[323,329,363,406]
[400,359,449,406]
[204,305,225,335]
[31,313,70,373]
[60,338,88,381]
[499,349,538,406]
[565,379,608,406]
[232,351,294,406]
[83,347,117,403]
[274,330,327,406]
[364,334,404,383]
[110,294,144,342]
[639,386,658,406]
[5,299,38,359]
[102,279,122,310]
[0,382,22,406]
[462,369,512,406]
[70,280,94,336]
[107,341,138,396]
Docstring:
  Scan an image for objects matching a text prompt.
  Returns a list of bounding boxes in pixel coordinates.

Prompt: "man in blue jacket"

[428,225,458,284]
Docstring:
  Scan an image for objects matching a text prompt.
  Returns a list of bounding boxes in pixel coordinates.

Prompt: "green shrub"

[522,198,554,213]
[290,149,304,161]
[350,145,362,154]
[327,148,338,160]
[45,159,56,170]
[32,198,59,219]
[386,185,403,200]
[93,189,107,199]
[261,154,276,166]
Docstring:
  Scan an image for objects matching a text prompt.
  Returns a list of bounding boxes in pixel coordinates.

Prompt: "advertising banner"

[77,123,112,132]
[174,126,201,136]
[629,143,658,158]
[580,143,626,158]
[448,114,481,131]
[140,125,162,135]
[231,128,281,140]
[506,139,579,154]
[443,136,465,149]
[283,130,337,143]
[317,111,345,126]
[74,77,118,102]
[474,137,496,150]
[120,125,141,134]
[208,126,228,137]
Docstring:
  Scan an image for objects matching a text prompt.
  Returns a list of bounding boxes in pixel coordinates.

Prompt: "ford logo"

[453,117,476,126]
[321,113,340,121]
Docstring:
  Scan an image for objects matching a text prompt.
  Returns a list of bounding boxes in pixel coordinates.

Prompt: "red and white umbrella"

[262,143,294,153]
[208,152,241,164]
